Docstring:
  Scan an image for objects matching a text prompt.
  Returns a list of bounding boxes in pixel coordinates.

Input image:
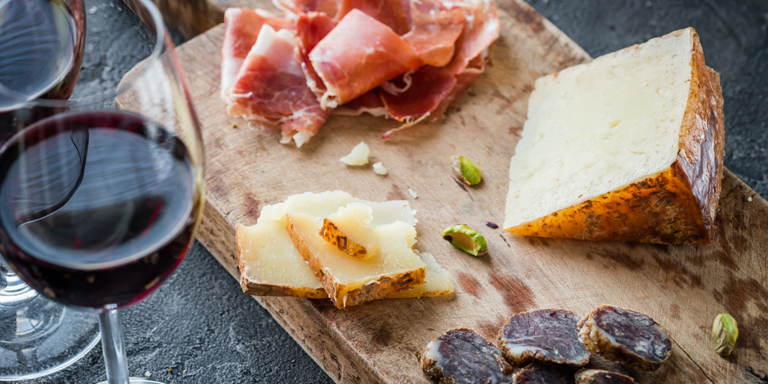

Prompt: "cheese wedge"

[236,204,326,298]
[504,28,724,244]
[388,251,454,298]
[287,212,426,308]
[320,203,379,260]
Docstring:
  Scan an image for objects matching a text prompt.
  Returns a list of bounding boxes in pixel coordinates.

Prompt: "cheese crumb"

[408,188,418,199]
[748,196,753,202]
[144,372,151,377]
[373,162,387,175]
[340,142,370,166]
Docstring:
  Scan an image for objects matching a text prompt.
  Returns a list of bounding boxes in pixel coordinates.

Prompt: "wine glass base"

[96,379,166,384]
[0,294,101,381]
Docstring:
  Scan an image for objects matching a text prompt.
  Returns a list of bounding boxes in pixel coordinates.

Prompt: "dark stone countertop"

[12,0,767,383]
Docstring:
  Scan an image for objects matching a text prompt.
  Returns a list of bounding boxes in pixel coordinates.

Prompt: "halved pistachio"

[712,313,738,356]
[451,156,482,186]
[442,224,487,256]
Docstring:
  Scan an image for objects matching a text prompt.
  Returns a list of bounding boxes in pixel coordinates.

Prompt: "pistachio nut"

[712,313,738,356]
[442,224,488,256]
[451,156,482,186]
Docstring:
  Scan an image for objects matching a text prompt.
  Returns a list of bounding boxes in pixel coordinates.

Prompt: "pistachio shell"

[712,313,738,356]
[442,224,488,256]
[451,156,482,186]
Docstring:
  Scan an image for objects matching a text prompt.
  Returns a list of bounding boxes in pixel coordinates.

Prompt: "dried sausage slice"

[421,328,513,384]
[498,309,591,367]
[575,369,635,384]
[577,305,671,371]
[512,364,572,384]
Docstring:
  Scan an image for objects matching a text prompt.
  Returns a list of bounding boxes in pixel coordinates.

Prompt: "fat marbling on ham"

[226,25,330,147]
[220,8,294,99]
[309,9,423,107]
[221,0,499,146]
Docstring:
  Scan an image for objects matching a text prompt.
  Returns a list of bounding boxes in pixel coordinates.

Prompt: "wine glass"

[0,0,103,380]
[0,0,206,382]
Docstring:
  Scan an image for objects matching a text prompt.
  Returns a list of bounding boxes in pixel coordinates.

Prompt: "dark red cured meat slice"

[577,305,672,372]
[380,66,456,121]
[333,88,387,117]
[295,12,337,99]
[513,364,574,384]
[498,309,591,367]
[309,9,422,106]
[443,0,499,74]
[226,26,330,147]
[429,53,485,120]
[403,0,465,67]
[275,0,341,18]
[421,328,513,384]
[336,0,411,35]
[220,8,295,98]
[575,370,635,384]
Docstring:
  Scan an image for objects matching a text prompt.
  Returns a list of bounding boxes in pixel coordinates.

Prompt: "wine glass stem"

[99,309,130,384]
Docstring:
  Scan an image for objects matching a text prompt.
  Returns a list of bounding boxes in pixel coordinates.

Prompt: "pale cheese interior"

[238,203,323,291]
[505,29,694,229]
[238,191,452,299]
[388,250,454,298]
[327,203,379,258]
[287,212,425,290]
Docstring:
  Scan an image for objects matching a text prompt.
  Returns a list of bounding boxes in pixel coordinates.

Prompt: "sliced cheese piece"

[504,28,724,244]
[388,251,454,298]
[321,203,379,260]
[236,204,326,298]
[286,212,425,308]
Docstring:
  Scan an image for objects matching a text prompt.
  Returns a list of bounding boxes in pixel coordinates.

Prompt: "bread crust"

[286,215,425,308]
[236,223,328,299]
[505,28,725,245]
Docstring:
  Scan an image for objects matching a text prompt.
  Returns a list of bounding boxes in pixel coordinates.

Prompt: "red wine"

[0,0,84,111]
[0,111,203,309]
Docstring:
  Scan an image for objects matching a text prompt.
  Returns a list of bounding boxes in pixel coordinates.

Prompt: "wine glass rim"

[0,0,165,109]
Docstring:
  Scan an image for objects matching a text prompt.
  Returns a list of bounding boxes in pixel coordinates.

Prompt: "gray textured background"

[11,0,768,383]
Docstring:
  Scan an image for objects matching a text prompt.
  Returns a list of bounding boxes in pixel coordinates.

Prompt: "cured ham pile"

[221,0,500,147]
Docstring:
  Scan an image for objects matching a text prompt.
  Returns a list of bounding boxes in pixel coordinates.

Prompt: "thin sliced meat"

[275,0,340,18]
[334,88,387,117]
[309,9,422,107]
[380,66,456,121]
[403,0,465,67]
[221,8,295,99]
[227,25,330,147]
[430,54,485,119]
[336,0,411,35]
[379,54,483,138]
[443,0,499,74]
[295,12,337,98]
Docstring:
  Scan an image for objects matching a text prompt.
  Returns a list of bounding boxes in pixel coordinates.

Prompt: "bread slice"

[236,204,327,298]
[504,28,724,244]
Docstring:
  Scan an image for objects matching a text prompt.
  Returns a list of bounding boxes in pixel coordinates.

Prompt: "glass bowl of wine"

[0,0,205,383]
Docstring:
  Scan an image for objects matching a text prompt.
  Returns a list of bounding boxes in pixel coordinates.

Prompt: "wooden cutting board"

[120,1,768,382]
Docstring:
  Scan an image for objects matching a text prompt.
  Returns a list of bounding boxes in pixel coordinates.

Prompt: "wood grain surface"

[121,1,768,382]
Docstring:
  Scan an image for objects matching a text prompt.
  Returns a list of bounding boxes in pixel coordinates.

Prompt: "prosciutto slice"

[295,12,337,98]
[226,25,331,147]
[444,0,499,73]
[336,0,411,35]
[220,8,294,99]
[403,0,465,67]
[334,88,387,117]
[380,66,456,121]
[309,9,422,107]
[275,0,341,18]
